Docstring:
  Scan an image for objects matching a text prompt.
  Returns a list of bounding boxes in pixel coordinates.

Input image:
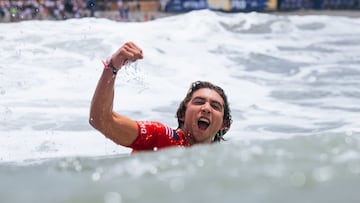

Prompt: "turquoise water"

[1,134,360,203]
[1,10,360,202]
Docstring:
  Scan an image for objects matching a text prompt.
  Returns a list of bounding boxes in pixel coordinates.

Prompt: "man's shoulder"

[136,120,174,134]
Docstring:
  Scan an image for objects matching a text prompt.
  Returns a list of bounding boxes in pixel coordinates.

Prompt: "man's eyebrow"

[193,96,224,106]
[192,96,205,101]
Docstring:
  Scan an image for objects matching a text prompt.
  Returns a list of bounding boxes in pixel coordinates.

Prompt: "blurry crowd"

[0,0,161,22]
[1,0,359,23]
[0,0,98,22]
[278,0,360,10]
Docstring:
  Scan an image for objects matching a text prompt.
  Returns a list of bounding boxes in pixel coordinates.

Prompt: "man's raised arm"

[89,42,144,146]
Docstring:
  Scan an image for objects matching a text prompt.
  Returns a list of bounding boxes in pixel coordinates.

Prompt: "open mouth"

[198,118,210,130]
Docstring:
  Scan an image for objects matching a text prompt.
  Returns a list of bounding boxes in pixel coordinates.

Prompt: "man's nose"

[201,103,211,114]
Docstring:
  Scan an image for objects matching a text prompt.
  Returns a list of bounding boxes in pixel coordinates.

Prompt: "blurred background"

[1,0,359,23]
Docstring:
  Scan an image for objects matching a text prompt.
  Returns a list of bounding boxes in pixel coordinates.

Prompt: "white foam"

[1,10,360,162]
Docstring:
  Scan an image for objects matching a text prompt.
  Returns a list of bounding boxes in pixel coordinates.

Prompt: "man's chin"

[193,133,212,143]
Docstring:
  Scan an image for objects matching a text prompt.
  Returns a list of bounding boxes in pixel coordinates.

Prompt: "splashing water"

[117,61,149,93]
[1,10,360,203]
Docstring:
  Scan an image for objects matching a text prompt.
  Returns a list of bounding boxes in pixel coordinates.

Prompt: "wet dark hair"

[176,81,232,142]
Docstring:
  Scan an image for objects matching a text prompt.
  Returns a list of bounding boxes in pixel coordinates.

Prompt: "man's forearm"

[89,68,116,131]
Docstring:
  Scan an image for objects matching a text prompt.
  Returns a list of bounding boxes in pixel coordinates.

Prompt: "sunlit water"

[1,10,360,203]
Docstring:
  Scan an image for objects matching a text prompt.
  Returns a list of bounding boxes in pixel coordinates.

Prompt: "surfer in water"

[90,41,232,152]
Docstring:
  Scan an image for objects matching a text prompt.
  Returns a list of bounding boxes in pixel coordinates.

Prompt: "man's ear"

[220,120,228,130]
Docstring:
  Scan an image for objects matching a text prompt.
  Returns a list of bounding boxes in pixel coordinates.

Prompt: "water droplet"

[196,159,204,167]
[319,153,328,161]
[250,145,263,155]
[72,159,82,172]
[74,163,82,172]
[345,136,353,145]
[92,167,104,181]
[59,160,68,169]
[345,130,353,136]
[169,179,185,193]
[348,162,360,174]
[104,192,122,203]
[171,158,179,166]
[149,167,158,175]
[331,148,340,155]
[289,171,307,187]
[92,172,101,181]
[313,166,333,182]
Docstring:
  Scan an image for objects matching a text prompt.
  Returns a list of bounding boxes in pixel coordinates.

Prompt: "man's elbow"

[89,116,101,130]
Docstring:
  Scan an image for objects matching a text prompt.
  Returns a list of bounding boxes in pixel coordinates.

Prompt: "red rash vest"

[129,121,190,152]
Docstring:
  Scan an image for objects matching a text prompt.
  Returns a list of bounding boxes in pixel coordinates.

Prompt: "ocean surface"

[1,10,360,203]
